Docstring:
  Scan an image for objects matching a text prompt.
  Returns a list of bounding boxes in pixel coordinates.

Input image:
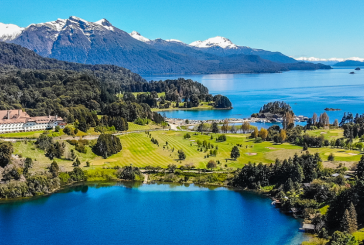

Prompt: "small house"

[299,224,315,233]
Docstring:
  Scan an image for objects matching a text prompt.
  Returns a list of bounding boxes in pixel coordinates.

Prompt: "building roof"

[302,224,315,230]
[0,110,63,125]
[332,173,350,179]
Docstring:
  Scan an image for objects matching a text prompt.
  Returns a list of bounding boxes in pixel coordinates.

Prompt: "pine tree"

[230,146,240,159]
[340,209,351,233]
[50,161,59,177]
[349,202,358,233]
[211,122,219,134]
[357,155,364,179]
[284,178,294,192]
[290,163,304,183]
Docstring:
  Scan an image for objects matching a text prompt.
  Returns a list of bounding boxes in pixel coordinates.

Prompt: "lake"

[143,66,364,126]
[0,182,308,245]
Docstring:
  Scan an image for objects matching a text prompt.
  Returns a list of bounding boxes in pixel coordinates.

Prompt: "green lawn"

[127,122,162,131]
[354,228,364,242]
[0,130,45,138]
[12,128,363,172]
[90,131,338,169]
[13,140,99,172]
[305,129,343,140]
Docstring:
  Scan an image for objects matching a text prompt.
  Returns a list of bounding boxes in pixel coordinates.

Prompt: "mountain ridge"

[0,16,331,74]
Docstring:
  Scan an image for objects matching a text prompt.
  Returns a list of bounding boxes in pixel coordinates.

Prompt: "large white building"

[0,110,66,133]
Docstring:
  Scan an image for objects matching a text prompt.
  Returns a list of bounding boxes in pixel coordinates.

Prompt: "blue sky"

[1,0,364,58]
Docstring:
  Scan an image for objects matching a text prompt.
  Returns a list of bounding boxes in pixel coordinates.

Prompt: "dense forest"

[233,152,364,243]
[0,42,233,119]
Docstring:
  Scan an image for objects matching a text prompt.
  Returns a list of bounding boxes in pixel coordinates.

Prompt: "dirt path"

[143,174,149,184]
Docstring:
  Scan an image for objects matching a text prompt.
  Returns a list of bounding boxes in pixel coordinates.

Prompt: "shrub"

[117,165,142,180]
[59,172,70,184]
[254,137,263,143]
[328,153,335,161]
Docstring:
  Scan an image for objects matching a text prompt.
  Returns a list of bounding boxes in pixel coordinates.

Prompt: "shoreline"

[152,107,232,112]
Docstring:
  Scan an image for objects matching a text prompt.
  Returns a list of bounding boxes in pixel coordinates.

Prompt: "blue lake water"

[0,182,308,245]
[143,66,364,126]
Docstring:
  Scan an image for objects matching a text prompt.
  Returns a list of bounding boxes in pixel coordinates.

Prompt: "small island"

[324,108,341,111]
[355,67,361,70]
[250,101,307,123]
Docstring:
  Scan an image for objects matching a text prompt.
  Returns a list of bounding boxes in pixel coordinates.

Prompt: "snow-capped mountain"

[190,36,238,49]
[128,32,297,63]
[0,23,24,41]
[129,31,150,42]
[0,16,330,73]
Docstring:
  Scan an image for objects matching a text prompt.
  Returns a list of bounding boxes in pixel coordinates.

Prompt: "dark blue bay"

[143,66,364,125]
[0,182,308,245]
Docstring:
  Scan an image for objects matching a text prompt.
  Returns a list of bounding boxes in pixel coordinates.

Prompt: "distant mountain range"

[295,57,364,66]
[334,60,364,66]
[0,16,330,74]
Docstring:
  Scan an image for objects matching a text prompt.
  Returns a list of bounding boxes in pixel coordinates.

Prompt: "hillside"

[334,60,364,66]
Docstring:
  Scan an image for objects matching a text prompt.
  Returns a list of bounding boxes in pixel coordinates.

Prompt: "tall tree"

[282,112,294,130]
[280,129,287,142]
[211,122,219,133]
[230,146,240,159]
[252,127,259,138]
[357,155,364,179]
[312,113,318,126]
[241,122,250,133]
[221,119,229,133]
[259,128,268,140]
[340,209,351,233]
[49,161,59,177]
[349,202,358,233]
[0,142,13,168]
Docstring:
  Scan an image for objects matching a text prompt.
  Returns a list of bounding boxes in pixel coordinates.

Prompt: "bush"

[216,134,227,142]
[117,165,142,180]
[59,172,70,184]
[254,137,262,143]
[328,153,335,161]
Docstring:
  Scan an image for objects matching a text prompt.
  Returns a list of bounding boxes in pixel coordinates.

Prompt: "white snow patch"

[69,16,89,23]
[189,36,237,49]
[166,39,184,44]
[44,18,67,31]
[95,18,115,31]
[129,31,150,42]
[0,23,24,41]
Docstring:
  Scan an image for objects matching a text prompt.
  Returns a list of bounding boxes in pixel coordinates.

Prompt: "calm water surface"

[0,182,308,245]
[143,66,364,125]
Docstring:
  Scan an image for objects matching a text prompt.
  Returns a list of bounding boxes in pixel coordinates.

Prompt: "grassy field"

[305,129,343,140]
[152,101,214,112]
[127,122,162,131]
[0,130,50,138]
[10,128,363,172]
[12,140,98,172]
[89,130,363,169]
[354,228,364,242]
